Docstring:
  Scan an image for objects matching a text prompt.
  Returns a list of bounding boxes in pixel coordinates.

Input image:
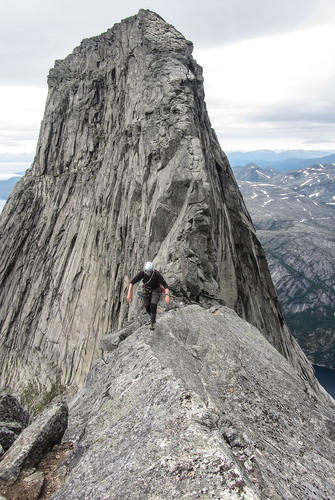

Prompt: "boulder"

[0,395,29,427]
[0,395,30,452]
[99,320,144,352]
[0,425,19,452]
[0,401,68,485]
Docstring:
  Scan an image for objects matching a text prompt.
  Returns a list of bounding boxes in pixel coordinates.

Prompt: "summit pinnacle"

[0,10,317,403]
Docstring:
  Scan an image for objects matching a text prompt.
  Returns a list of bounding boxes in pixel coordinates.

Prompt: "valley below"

[233,161,335,368]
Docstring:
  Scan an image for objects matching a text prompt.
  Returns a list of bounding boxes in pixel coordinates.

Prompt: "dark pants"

[142,287,160,323]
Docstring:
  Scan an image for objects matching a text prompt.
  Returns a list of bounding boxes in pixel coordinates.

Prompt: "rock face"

[234,163,335,367]
[0,10,318,404]
[0,401,68,485]
[0,395,29,428]
[50,306,335,500]
[0,394,30,452]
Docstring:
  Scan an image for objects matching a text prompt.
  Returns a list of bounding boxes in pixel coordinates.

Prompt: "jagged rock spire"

[0,10,312,403]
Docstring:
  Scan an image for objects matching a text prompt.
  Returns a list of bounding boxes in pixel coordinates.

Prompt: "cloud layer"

[1,0,334,161]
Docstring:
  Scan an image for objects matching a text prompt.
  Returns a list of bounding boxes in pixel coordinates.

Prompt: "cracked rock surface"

[51,305,335,500]
[0,10,318,408]
[0,401,68,485]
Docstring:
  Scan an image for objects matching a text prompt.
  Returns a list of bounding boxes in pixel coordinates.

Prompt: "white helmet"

[143,261,154,274]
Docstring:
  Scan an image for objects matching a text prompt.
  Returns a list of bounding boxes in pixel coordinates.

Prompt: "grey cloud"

[165,0,319,46]
[0,120,42,132]
[252,101,335,125]
[0,0,323,85]
[1,0,334,153]
[216,122,335,150]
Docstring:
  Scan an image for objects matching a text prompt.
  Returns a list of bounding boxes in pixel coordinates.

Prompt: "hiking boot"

[150,322,155,330]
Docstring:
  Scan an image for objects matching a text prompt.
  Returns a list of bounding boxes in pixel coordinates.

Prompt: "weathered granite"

[0,401,68,485]
[0,395,29,427]
[22,471,45,499]
[99,320,142,353]
[0,395,30,452]
[51,305,335,499]
[0,10,319,406]
[0,424,20,452]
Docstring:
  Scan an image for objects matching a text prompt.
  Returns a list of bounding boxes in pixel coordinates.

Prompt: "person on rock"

[127,261,170,329]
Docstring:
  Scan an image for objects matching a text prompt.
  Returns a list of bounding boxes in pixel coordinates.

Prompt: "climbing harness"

[138,287,152,299]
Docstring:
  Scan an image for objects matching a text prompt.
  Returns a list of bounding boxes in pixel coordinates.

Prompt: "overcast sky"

[1,0,335,173]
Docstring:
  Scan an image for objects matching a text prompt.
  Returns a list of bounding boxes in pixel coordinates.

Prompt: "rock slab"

[52,305,335,500]
[0,395,30,452]
[0,395,29,427]
[0,401,68,485]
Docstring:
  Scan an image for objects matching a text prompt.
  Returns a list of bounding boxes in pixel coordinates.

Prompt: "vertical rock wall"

[0,10,312,403]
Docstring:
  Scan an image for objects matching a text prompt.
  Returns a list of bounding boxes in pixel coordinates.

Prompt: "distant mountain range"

[227,149,335,172]
[233,161,335,368]
[0,176,22,200]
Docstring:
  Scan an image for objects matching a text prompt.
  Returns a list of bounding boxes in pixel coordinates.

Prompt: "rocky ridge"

[0,11,335,499]
[2,305,334,499]
[44,306,335,499]
[234,163,335,367]
[229,151,335,172]
[0,10,313,406]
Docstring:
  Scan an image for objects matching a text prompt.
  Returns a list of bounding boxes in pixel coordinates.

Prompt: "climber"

[127,261,170,329]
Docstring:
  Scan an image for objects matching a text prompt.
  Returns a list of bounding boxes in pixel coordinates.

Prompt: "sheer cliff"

[0,10,317,403]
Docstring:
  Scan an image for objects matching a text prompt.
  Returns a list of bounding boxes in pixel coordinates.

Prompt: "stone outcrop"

[0,395,29,428]
[49,306,335,499]
[0,10,320,406]
[0,401,68,485]
[0,422,22,454]
[0,394,30,453]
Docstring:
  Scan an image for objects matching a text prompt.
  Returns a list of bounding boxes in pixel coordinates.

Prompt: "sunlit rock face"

[0,10,315,403]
